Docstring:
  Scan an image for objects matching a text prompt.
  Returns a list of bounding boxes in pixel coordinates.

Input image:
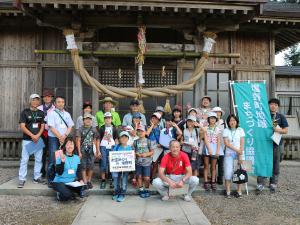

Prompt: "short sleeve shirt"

[47,109,74,137]
[76,126,99,152]
[182,128,199,153]
[272,112,288,145]
[223,127,245,155]
[75,115,97,130]
[19,108,45,140]
[206,126,221,144]
[134,138,153,166]
[160,151,191,175]
[122,112,147,127]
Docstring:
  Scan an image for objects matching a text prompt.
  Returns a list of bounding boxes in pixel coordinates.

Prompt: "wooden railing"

[0,133,299,160]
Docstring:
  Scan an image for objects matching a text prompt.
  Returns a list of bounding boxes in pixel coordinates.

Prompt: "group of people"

[18,88,288,202]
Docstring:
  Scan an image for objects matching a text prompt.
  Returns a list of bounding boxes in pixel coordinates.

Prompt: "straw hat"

[99,96,117,105]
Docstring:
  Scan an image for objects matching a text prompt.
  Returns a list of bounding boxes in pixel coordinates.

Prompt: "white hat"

[212,107,225,115]
[187,115,197,122]
[29,94,40,100]
[188,108,197,114]
[104,112,112,118]
[83,113,93,119]
[124,125,134,131]
[119,131,130,138]
[155,106,165,113]
[207,112,218,118]
[151,112,162,120]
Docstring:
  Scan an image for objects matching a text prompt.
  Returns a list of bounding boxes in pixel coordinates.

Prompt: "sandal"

[132,178,137,188]
[203,182,210,191]
[211,181,217,191]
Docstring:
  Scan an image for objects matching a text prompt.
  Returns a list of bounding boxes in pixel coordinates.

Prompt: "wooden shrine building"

[0,0,300,160]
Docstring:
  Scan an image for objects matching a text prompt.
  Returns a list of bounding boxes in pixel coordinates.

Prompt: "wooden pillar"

[269,32,276,98]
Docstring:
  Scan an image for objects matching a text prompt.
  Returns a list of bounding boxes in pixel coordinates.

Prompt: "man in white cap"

[18,94,46,188]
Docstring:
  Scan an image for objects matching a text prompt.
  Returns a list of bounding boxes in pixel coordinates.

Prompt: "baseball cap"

[151,112,162,120]
[187,115,197,122]
[155,106,165,113]
[42,89,54,97]
[104,112,112,118]
[83,113,93,119]
[30,94,41,100]
[130,99,140,106]
[188,108,197,114]
[132,112,141,119]
[119,131,130,138]
[207,112,218,118]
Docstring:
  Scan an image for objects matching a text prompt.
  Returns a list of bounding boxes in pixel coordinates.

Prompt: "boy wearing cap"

[99,112,119,189]
[76,113,100,189]
[112,131,133,202]
[76,101,97,130]
[38,89,55,178]
[122,99,147,127]
[96,97,121,128]
[18,94,45,188]
[134,126,154,198]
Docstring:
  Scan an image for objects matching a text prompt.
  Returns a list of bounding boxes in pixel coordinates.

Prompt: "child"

[181,115,200,176]
[134,126,154,198]
[159,115,182,152]
[155,106,166,129]
[203,112,224,191]
[212,106,226,185]
[171,105,185,131]
[223,115,245,198]
[99,112,119,189]
[76,113,100,189]
[147,112,163,179]
[112,131,133,202]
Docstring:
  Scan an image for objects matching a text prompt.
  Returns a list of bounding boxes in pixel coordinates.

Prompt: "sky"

[275,51,286,66]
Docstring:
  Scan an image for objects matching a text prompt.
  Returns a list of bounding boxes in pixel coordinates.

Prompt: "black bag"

[232,165,248,184]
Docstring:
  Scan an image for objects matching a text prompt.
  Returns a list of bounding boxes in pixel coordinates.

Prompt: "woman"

[52,137,86,201]
[223,115,245,198]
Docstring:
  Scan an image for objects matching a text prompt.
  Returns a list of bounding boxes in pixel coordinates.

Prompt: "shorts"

[184,151,201,171]
[100,146,111,172]
[81,151,95,170]
[135,164,151,177]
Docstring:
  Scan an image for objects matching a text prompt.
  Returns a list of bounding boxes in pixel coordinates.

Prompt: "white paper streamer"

[65,34,78,50]
[138,65,145,84]
[202,37,215,53]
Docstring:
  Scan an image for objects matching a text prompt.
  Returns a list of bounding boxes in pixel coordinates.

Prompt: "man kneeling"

[152,140,199,202]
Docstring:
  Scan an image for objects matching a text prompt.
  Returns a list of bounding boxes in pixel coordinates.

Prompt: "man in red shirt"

[152,140,199,201]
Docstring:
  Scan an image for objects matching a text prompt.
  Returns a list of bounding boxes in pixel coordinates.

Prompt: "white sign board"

[109,150,135,172]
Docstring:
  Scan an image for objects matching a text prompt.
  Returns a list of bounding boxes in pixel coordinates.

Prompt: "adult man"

[37,89,55,178]
[196,96,212,127]
[18,94,45,188]
[152,140,199,202]
[256,98,288,194]
[47,96,74,184]
[96,97,121,128]
[122,99,147,127]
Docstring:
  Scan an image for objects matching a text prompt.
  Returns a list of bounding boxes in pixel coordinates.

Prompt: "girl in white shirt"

[223,114,245,198]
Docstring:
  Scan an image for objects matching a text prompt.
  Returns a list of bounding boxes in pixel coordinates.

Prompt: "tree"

[284,45,300,66]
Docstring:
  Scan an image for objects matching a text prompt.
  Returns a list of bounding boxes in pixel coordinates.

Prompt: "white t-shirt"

[223,127,245,156]
[100,126,115,148]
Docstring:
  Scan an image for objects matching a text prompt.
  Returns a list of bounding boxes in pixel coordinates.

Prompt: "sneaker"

[112,194,118,201]
[256,184,264,195]
[184,195,192,202]
[56,192,61,201]
[87,182,93,189]
[144,190,151,198]
[139,190,146,198]
[235,192,243,199]
[33,178,46,184]
[18,180,25,188]
[79,189,86,198]
[117,194,125,202]
[161,195,169,201]
[100,180,106,189]
[270,184,277,193]
[225,193,231,199]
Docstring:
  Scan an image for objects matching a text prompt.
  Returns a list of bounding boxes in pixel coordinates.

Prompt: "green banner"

[232,82,273,177]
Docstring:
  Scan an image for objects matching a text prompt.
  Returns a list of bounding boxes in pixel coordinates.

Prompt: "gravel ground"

[0,167,83,225]
[195,160,300,225]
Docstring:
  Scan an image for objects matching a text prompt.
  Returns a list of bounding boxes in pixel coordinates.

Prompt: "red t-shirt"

[160,151,191,175]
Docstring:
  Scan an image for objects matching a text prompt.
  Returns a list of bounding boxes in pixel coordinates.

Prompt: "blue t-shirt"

[53,155,81,183]
[148,126,160,143]
[113,144,132,151]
